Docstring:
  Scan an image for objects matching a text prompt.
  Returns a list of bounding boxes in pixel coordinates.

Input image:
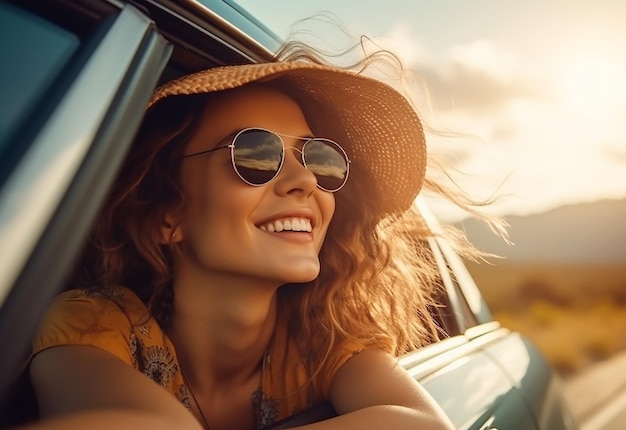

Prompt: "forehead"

[187,85,311,152]
[210,85,310,129]
[183,85,313,154]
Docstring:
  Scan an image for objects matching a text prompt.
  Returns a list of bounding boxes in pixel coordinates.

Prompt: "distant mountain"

[458,199,626,263]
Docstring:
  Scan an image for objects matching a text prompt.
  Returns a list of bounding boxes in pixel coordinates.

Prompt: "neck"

[168,272,278,388]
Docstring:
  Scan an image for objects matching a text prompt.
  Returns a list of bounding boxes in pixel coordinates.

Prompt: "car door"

[400,237,537,429]
[0,0,171,398]
[437,236,576,430]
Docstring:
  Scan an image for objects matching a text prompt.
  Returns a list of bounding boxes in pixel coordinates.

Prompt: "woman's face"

[174,86,335,285]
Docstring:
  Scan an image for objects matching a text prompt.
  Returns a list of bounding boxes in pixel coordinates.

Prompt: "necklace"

[181,367,212,430]
[181,350,269,430]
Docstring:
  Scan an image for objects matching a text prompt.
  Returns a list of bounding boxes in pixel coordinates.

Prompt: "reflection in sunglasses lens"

[233,130,282,185]
[232,129,347,191]
[304,139,347,191]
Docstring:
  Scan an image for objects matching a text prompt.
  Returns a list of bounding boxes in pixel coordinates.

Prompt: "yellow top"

[32,286,362,428]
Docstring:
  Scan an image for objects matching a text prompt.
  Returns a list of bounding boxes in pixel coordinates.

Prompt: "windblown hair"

[272,42,476,386]
[73,38,501,392]
[71,95,207,319]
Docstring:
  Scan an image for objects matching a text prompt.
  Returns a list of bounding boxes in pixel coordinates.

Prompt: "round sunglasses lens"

[303,139,348,191]
[232,130,283,185]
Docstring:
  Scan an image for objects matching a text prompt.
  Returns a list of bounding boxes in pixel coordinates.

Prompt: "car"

[0,0,577,429]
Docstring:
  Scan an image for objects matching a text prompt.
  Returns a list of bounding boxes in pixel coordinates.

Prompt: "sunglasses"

[183,127,350,192]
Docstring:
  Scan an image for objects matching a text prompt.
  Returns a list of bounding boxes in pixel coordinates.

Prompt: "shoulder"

[265,317,367,404]
[31,287,188,409]
[32,286,153,365]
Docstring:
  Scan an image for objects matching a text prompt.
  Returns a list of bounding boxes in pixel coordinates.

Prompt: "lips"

[258,217,313,233]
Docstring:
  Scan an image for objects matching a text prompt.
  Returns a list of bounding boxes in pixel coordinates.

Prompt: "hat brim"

[149,62,426,215]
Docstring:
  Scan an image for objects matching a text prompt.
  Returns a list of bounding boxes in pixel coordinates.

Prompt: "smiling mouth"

[258,217,313,233]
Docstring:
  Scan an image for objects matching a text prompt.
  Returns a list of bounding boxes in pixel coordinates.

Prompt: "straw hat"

[149,62,426,215]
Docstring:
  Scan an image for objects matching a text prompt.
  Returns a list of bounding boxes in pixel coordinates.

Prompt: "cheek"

[318,192,336,237]
[324,193,336,221]
[178,166,226,230]
[180,159,240,212]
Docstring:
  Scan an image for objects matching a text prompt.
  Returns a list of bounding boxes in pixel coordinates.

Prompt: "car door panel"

[481,333,577,430]
[0,2,171,397]
[402,329,537,430]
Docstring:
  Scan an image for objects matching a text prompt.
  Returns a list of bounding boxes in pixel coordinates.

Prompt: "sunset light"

[238,0,626,221]
[559,52,626,119]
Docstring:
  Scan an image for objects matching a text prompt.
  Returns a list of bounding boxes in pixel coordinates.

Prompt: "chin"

[285,272,319,284]
[280,264,320,284]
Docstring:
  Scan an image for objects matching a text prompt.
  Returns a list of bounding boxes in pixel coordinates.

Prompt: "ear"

[159,215,183,244]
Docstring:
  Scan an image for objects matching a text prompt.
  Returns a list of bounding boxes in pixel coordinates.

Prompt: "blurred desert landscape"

[467,261,626,376]
[461,197,626,376]
[460,198,626,424]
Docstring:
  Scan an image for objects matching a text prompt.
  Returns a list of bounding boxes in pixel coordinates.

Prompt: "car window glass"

[430,276,460,338]
[421,238,460,338]
[447,266,479,330]
[437,238,493,325]
[427,237,479,334]
[0,1,79,182]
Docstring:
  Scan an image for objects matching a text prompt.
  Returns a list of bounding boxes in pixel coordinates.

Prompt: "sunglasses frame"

[183,127,351,192]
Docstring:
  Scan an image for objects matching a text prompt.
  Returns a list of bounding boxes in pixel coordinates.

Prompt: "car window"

[446,265,479,331]
[0,1,80,187]
[427,238,470,335]
[436,238,493,325]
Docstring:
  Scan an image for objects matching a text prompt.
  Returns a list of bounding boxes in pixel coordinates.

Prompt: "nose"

[273,146,317,196]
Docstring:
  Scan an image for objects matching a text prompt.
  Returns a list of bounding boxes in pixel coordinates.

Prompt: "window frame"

[416,197,495,337]
[0,3,171,396]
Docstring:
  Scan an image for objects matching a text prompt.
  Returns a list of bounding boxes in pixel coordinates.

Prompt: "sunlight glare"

[559,53,626,119]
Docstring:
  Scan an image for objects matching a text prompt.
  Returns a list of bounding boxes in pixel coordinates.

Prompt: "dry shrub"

[477,263,626,377]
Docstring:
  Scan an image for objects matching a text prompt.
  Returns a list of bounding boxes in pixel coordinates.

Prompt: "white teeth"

[259,217,312,233]
[292,219,301,231]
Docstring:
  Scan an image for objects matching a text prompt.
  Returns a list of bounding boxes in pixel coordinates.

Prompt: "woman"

[25,47,459,429]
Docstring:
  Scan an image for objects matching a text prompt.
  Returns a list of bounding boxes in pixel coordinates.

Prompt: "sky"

[235,0,626,221]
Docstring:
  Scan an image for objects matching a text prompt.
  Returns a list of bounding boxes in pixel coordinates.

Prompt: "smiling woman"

[18,37,459,429]
[0,1,583,430]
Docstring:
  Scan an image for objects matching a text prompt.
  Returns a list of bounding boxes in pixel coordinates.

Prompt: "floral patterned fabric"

[32,286,363,428]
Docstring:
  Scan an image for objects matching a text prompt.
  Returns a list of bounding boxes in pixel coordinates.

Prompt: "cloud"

[379,23,433,68]
[381,26,626,220]
[380,32,550,115]
[415,64,538,112]
[412,40,549,113]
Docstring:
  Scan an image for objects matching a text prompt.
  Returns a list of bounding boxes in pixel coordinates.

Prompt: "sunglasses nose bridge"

[283,146,306,166]
[279,146,317,187]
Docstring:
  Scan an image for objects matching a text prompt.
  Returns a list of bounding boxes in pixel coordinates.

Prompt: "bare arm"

[26,345,202,430]
[295,349,454,430]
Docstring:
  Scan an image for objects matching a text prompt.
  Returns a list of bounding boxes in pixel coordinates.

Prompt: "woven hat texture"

[149,62,426,215]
